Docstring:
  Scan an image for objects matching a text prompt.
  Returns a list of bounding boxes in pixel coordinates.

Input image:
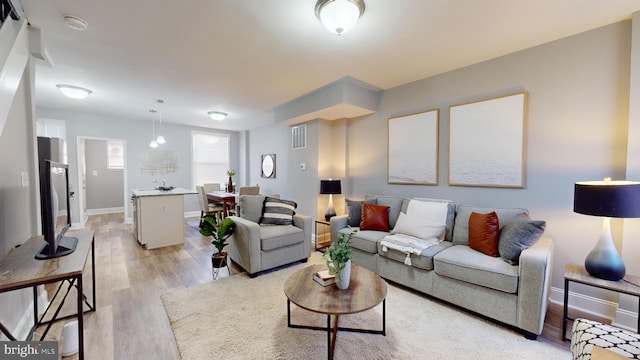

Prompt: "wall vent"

[292,125,306,150]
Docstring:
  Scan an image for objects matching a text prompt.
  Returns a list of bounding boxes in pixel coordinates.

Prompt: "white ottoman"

[571,318,640,359]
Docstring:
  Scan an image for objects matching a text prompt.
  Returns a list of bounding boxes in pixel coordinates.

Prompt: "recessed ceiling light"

[208,111,228,121]
[63,15,88,31]
[56,84,92,99]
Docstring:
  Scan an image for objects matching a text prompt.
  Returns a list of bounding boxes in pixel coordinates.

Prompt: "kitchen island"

[132,188,196,249]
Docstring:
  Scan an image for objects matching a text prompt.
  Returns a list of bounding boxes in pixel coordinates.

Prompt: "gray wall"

[85,139,124,210]
[0,60,38,338]
[35,108,241,222]
[347,21,632,296]
[246,20,637,317]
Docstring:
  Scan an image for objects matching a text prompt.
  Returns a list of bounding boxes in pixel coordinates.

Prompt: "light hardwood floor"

[39,213,571,359]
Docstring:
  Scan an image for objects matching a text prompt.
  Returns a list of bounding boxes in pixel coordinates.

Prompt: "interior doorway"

[76,136,128,226]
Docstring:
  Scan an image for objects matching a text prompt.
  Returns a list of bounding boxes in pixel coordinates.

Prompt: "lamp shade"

[574,180,640,218]
[320,179,341,195]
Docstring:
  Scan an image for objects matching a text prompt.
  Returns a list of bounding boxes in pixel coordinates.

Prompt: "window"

[107,140,124,169]
[192,132,230,187]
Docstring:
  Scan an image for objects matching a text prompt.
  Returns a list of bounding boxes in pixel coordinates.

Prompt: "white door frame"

[76,136,128,226]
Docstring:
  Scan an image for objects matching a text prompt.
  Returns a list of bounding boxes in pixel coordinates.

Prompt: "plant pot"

[227,176,233,193]
[212,252,228,268]
[336,259,351,290]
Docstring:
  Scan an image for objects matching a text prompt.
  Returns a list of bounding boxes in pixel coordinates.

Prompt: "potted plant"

[199,211,235,269]
[323,230,355,289]
[226,169,236,193]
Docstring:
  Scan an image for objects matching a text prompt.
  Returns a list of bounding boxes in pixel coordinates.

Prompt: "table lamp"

[574,178,640,281]
[320,179,341,221]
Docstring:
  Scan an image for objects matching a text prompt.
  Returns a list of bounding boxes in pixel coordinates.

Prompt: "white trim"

[614,307,639,331]
[1,289,49,341]
[85,207,125,215]
[549,286,619,323]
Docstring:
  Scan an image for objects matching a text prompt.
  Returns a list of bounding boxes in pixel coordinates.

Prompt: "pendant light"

[155,99,166,145]
[149,109,158,148]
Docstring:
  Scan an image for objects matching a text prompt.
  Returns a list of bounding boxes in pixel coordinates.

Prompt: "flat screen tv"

[35,160,78,260]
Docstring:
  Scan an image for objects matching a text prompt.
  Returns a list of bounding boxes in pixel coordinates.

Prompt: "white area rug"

[161,260,569,360]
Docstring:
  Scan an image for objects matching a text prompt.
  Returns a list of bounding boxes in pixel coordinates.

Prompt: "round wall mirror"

[261,154,275,178]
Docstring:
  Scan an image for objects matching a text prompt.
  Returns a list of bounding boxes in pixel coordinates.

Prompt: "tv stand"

[35,235,78,260]
[0,230,95,360]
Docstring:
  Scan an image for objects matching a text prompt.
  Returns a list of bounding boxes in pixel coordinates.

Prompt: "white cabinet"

[132,188,194,249]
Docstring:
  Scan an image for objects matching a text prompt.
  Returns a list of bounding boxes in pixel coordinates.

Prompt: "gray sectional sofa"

[330,195,553,339]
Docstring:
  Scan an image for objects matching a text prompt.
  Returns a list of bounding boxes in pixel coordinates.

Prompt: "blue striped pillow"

[260,197,297,225]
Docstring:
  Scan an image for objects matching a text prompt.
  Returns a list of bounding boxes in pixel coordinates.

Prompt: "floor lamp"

[320,179,341,221]
[574,179,640,281]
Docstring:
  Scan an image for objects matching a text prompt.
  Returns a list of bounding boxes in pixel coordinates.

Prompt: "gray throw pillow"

[260,196,297,225]
[498,215,546,265]
[346,198,377,227]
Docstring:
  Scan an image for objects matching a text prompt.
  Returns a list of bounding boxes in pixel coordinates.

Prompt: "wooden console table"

[0,229,96,359]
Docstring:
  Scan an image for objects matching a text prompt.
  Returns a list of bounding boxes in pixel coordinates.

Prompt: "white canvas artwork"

[448,92,527,188]
[388,109,439,185]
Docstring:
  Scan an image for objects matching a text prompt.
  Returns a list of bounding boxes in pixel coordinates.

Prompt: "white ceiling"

[19,0,640,131]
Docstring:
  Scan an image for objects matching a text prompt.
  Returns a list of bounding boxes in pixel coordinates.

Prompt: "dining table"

[206,190,238,218]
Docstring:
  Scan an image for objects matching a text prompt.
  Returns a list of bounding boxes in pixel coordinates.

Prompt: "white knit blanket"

[380,233,441,266]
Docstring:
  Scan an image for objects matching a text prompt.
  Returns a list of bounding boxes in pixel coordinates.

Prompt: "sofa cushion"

[468,211,500,257]
[434,245,519,293]
[391,212,446,240]
[499,214,546,264]
[260,197,297,225]
[339,228,386,254]
[378,240,452,271]
[452,205,528,246]
[360,203,391,231]
[365,195,404,229]
[346,198,377,227]
[412,198,456,241]
[260,225,304,251]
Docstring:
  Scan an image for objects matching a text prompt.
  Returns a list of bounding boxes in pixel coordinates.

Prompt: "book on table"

[313,269,336,286]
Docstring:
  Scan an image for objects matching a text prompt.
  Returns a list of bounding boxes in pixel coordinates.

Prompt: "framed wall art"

[388,108,439,185]
[261,154,276,178]
[448,92,527,188]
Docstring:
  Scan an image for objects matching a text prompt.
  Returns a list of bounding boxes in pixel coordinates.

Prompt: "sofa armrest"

[293,214,312,257]
[227,216,262,274]
[330,215,349,244]
[517,236,554,335]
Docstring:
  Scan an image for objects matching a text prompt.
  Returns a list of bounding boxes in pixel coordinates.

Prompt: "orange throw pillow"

[360,203,390,231]
[468,211,500,257]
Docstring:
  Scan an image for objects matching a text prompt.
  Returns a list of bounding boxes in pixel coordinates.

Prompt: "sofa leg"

[300,258,308,263]
[523,331,537,340]
[249,272,258,278]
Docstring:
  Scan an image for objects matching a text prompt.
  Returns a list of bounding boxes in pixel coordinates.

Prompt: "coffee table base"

[287,299,386,360]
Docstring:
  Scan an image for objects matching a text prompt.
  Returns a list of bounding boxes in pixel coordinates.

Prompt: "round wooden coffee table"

[283,264,387,360]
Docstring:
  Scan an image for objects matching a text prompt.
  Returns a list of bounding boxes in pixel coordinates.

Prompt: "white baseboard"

[185,211,200,218]
[548,285,638,331]
[1,289,49,341]
[86,207,124,215]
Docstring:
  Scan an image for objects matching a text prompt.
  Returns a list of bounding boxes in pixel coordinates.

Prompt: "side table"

[315,220,331,251]
[562,263,640,341]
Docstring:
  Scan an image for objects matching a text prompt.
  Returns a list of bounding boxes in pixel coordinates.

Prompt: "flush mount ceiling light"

[208,111,228,121]
[56,84,92,99]
[63,15,88,31]
[315,0,365,35]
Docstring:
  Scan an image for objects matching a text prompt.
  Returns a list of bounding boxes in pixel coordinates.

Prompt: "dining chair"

[196,185,224,226]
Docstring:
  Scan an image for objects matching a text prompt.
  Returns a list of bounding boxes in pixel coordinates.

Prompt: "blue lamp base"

[585,218,626,281]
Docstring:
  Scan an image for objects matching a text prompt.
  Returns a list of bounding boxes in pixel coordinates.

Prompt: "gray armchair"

[227,195,311,277]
